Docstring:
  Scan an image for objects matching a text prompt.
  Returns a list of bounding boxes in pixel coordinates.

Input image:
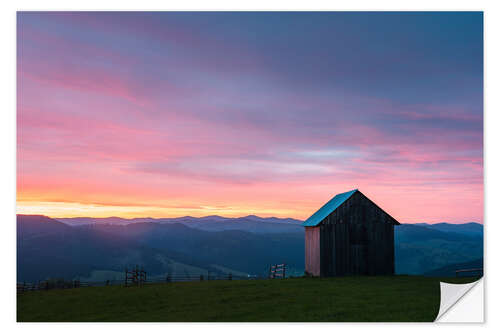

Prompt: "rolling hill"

[17,215,483,282]
[423,258,483,277]
[17,215,304,282]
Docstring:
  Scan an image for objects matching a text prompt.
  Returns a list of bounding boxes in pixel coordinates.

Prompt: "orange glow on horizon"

[16,180,483,223]
[15,200,303,219]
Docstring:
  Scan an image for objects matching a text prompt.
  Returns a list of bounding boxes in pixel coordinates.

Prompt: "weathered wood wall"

[312,191,396,277]
[304,226,321,276]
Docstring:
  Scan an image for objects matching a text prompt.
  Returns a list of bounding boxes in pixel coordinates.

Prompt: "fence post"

[140,266,144,287]
[228,273,232,281]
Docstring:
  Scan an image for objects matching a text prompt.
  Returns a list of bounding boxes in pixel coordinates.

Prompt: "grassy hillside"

[17,275,479,322]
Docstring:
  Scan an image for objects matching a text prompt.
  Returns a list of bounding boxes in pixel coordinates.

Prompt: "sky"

[17,12,483,222]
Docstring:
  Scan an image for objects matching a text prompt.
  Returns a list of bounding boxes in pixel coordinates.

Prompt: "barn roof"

[302,189,358,227]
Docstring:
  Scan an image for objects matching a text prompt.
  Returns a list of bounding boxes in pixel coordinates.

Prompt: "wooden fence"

[125,266,147,287]
[17,280,92,294]
[17,271,266,294]
[269,263,286,279]
[455,268,483,277]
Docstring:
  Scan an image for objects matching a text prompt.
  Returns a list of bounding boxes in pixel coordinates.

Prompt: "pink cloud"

[16,13,483,222]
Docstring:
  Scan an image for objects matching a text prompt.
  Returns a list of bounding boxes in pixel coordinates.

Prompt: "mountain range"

[17,214,483,282]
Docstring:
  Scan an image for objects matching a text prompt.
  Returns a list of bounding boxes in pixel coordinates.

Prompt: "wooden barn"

[302,189,400,277]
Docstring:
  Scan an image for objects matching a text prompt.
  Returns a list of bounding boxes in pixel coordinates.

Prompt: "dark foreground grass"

[17,275,479,322]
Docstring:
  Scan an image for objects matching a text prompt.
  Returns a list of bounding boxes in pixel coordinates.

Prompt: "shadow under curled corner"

[435,278,484,322]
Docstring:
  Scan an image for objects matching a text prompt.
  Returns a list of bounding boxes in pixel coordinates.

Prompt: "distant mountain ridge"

[55,215,304,234]
[55,215,480,234]
[413,222,483,236]
[56,215,480,225]
[56,215,303,224]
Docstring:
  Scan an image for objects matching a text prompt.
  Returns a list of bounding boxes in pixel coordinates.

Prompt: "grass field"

[17,275,479,322]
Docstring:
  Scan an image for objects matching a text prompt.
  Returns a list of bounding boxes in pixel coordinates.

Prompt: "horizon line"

[15,213,483,225]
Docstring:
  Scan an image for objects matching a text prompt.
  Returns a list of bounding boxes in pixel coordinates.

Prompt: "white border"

[2,0,498,332]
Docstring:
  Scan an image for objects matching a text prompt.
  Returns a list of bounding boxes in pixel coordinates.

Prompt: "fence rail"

[17,272,266,294]
[455,268,483,277]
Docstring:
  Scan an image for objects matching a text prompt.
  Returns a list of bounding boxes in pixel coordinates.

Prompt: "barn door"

[349,224,368,275]
[350,244,367,274]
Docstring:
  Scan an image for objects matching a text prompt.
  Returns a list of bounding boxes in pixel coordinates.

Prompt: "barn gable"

[301,189,400,227]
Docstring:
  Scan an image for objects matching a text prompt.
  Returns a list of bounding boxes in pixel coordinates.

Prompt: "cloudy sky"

[17,12,483,222]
